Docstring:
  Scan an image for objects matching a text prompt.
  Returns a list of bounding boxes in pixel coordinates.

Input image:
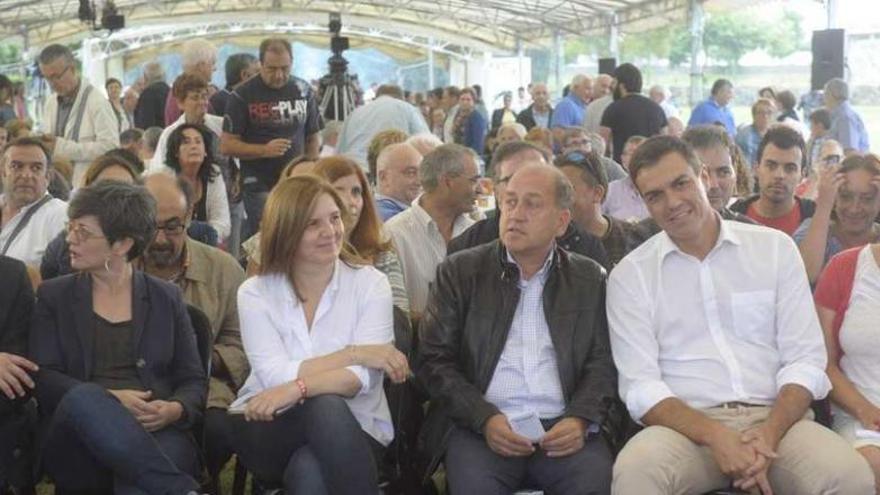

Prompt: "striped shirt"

[385,196,474,315]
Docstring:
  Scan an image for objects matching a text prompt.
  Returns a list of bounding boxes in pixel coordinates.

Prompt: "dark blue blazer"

[29,271,207,428]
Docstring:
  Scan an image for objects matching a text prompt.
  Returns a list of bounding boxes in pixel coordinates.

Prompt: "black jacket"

[416,240,618,478]
[0,256,34,414]
[729,195,816,222]
[134,81,170,130]
[516,103,554,131]
[447,211,610,270]
[29,271,207,428]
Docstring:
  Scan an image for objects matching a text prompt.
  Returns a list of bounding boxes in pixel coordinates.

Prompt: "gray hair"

[571,74,590,87]
[143,62,165,85]
[498,123,527,139]
[143,126,163,153]
[824,78,849,101]
[420,143,475,191]
[38,44,76,67]
[516,164,573,210]
[588,132,606,156]
[181,40,217,70]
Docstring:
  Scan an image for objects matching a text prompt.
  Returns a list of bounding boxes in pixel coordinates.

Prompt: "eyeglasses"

[155,219,187,236]
[44,65,72,83]
[66,221,105,243]
[823,154,842,166]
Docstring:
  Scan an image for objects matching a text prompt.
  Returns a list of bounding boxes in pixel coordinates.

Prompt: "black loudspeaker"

[811,29,845,90]
[598,58,617,76]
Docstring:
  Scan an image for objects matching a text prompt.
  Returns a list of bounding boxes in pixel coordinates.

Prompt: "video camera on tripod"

[319,13,360,121]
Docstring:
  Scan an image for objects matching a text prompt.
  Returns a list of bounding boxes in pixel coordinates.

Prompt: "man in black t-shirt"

[221,38,321,239]
[599,63,667,163]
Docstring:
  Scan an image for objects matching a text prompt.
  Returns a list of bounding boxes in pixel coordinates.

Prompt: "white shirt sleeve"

[53,91,120,163]
[149,128,171,172]
[347,270,395,396]
[238,281,305,390]
[607,259,676,422]
[773,235,832,399]
[206,169,231,240]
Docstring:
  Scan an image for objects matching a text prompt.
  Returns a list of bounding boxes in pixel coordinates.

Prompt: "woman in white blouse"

[164,123,230,240]
[230,175,410,495]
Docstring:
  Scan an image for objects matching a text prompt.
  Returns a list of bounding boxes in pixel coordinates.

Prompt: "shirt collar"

[410,195,435,228]
[567,93,586,107]
[284,258,341,307]
[57,81,82,106]
[375,193,410,210]
[656,212,740,260]
[505,243,556,284]
[182,237,206,284]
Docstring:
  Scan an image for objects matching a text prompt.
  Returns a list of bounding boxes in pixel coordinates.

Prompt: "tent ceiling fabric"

[0,0,689,53]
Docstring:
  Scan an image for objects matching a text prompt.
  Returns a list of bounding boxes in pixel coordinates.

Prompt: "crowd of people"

[0,32,878,495]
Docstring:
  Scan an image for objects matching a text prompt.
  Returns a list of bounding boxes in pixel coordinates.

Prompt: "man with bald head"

[375,142,423,221]
[584,74,614,134]
[551,75,591,137]
[449,141,609,268]
[516,83,553,131]
[141,173,247,486]
[418,163,617,494]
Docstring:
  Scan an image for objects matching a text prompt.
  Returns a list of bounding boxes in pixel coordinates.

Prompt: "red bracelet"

[294,378,308,403]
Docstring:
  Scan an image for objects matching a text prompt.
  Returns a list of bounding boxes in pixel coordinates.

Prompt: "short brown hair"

[259,38,292,63]
[259,175,363,300]
[172,73,208,101]
[82,154,138,187]
[629,135,702,188]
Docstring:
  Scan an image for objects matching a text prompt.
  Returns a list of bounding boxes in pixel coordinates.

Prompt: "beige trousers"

[612,405,875,495]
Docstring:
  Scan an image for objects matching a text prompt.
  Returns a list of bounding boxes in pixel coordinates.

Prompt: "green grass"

[36,459,250,495]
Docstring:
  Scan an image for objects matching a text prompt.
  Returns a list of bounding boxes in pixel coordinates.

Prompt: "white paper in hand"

[855,428,880,440]
[509,411,546,443]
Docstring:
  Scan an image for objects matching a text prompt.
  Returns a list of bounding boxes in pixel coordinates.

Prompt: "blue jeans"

[445,422,613,495]
[242,184,269,243]
[40,383,200,495]
[232,395,383,495]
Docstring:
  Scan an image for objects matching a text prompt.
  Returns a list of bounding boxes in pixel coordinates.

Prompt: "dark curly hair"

[164,123,219,185]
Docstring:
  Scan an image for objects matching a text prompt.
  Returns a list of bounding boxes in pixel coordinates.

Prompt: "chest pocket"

[730,290,776,348]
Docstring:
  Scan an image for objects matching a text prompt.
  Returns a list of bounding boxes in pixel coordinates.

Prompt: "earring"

[104,256,112,274]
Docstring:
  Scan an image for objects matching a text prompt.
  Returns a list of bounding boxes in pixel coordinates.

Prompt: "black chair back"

[186,304,213,376]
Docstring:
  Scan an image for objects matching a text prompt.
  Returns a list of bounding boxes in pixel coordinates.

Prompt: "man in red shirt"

[731,125,816,235]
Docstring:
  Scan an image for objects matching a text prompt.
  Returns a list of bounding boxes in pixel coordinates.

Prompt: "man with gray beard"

[141,172,248,487]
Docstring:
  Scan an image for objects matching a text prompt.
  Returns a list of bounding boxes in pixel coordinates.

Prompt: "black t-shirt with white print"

[224,75,321,190]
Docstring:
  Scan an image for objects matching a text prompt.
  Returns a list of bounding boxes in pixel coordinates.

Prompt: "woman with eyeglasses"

[29,180,206,494]
[796,154,880,284]
[40,153,140,281]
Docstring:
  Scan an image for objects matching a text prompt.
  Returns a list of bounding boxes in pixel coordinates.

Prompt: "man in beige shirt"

[141,172,247,486]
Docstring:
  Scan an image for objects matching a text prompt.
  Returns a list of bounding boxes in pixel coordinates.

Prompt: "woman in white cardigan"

[164,123,230,240]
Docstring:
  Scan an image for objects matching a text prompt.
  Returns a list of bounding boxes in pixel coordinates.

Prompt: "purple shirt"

[603,178,650,222]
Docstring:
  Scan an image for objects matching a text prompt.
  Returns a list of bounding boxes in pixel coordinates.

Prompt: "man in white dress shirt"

[385,144,479,317]
[0,138,67,269]
[417,165,616,494]
[608,135,873,494]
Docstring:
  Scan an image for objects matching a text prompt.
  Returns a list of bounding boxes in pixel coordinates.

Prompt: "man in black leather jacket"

[417,164,616,494]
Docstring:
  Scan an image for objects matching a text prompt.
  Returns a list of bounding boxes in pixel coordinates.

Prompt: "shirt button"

[136,358,146,368]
